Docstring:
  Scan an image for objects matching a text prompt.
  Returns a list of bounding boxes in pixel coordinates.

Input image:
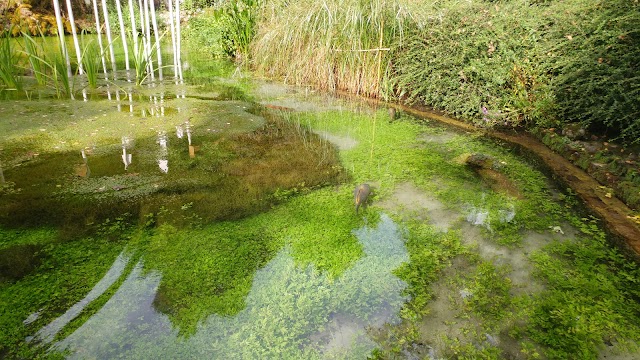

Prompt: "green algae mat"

[1,74,639,359]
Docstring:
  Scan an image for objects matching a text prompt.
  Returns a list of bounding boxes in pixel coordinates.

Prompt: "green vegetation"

[251,0,407,97]
[1,1,640,358]
[79,36,101,88]
[540,0,640,143]
[182,0,261,60]
[0,0,66,37]
[0,32,22,91]
[0,227,129,358]
[183,7,230,59]
[1,94,639,357]
[217,0,638,144]
[528,217,640,359]
[295,109,640,358]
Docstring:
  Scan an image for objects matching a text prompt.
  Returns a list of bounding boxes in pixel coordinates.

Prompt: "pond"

[1,43,639,359]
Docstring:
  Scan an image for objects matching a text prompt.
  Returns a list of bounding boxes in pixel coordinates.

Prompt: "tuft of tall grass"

[0,32,22,91]
[225,0,260,60]
[131,33,165,85]
[251,0,414,98]
[249,0,639,146]
[52,49,73,99]
[19,32,74,99]
[131,38,149,85]
[80,37,102,88]
[22,33,48,86]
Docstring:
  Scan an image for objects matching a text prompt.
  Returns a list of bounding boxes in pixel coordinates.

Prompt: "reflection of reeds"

[0,32,22,91]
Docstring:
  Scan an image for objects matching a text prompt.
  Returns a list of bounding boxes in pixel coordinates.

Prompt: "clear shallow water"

[38,214,408,359]
[4,42,639,360]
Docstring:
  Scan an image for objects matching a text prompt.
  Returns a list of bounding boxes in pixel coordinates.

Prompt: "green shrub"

[183,0,261,60]
[540,0,640,144]
[183,7,230,58]
[388,0,553,129]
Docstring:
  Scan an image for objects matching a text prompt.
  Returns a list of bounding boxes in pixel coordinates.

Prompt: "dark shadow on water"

[0,109,347,240]
[0,244,44,282]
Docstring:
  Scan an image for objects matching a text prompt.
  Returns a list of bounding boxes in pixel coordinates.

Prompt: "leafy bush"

[388,0,553,129]
[540,0,640,144]
[183,0,261,60]
[183,7,231,58]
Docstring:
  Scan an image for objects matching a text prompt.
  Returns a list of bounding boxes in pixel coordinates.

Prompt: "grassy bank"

[181,0,640,213]
[246,0,639,146]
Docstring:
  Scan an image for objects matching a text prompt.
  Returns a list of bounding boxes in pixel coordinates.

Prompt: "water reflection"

[121,136,133,170]
[186,121,195,158]
[76,149,91,178]
[157,132,169,173]
[51,214,408,358]
[465,196,516,231]
[28,251,131,345]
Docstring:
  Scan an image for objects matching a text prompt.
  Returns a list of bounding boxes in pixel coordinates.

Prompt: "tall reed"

[131,32,162,85]
[22,33,48,85]
[251,0,415,98]
[19,32,74,99]
[80,36,101,88]
[0,33,22,91]
[53,49,73,98]
[227,0,260,59]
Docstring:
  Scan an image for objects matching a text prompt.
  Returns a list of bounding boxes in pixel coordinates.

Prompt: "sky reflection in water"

[49,214,409,359]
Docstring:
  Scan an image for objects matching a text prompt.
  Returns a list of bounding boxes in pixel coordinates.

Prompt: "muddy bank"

[398,104,640,259]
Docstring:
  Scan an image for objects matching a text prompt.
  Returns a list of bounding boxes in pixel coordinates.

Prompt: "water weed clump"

[527,218,640,359]
[295,107,640,358]
[0,227,129,358]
